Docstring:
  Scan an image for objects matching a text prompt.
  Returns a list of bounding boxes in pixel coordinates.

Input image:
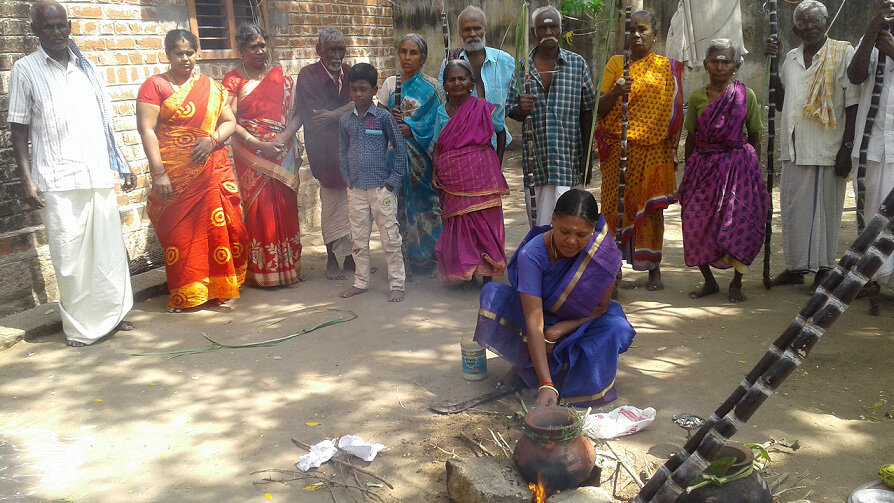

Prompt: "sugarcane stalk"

[517,1,537,226]
[856,54,886,233]
[636,186,894,502]
[438,0,450,61]
[763,0,778,289]
[616,1,632,248]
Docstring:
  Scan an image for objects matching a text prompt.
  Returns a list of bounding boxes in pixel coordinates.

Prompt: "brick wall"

[0,0,396,316]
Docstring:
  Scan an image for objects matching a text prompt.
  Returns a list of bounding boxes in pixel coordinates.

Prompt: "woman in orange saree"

[136,30,247,311]
[223,23,303,287]
[595,11,683,291]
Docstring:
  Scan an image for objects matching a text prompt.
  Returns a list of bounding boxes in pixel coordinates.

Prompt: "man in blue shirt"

[339,63,407,302]
[438,5,515,160]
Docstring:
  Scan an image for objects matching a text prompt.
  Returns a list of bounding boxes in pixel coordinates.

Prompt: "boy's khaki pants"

[347,186,406,291]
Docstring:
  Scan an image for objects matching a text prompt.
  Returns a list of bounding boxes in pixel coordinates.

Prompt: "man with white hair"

[506,5,596,225]
[438,5,515,159]
[8,0,136,346]
[847,0,894,306]
[295,27,356,280]
[765,0,859,292]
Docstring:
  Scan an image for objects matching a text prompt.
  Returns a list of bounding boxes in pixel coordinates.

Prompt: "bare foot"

[647,269,664,291]
[66,339,87,347]
[297,274,307,282]
[728,283,747,302]
[689,281,720,299]
[327,253,346,280]
[340,286,367,298]
[389,289,404,302]
[770,269,805,286]
[117,320,135,331]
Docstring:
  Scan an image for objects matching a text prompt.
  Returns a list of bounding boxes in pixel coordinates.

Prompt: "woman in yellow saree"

[595,10,683,291]
[136,30,248,311]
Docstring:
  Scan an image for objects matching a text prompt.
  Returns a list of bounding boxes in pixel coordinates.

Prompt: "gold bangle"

[544,338,555,344]
[538,384,559,395]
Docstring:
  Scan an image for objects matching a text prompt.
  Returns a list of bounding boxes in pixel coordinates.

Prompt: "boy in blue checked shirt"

[338,63,408,302]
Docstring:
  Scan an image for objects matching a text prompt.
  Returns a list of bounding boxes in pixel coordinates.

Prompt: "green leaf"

[746,443,772,463]
[703,456,737,477]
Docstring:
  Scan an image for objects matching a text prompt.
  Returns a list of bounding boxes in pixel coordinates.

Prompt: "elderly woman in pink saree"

[432,60,509,282]
[679,39,769,302]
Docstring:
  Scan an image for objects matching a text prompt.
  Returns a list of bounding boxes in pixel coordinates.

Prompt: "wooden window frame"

[186,0,268,60]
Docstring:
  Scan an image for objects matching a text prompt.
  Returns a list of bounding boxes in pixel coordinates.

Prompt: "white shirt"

[7,46,115,192]
[779,39,860,166]
[850,45,894,164]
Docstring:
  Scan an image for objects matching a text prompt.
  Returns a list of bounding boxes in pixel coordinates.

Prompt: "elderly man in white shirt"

[438,5,515,158]
[766,0,860,293]
[847,0,894,313]
[7,1,136,347]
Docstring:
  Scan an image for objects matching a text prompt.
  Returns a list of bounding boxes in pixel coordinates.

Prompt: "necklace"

[166,70,189,88]
[243,62,267,80]
[549,231,559,262]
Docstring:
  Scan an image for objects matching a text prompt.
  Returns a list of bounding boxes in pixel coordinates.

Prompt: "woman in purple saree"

[679,39,769,302]
[475,190,635,407]
[432,60,509,282]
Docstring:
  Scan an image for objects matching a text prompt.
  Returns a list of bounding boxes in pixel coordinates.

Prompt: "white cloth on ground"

[319,185,352,261]
[347,186,405,291]
[524,185,577,227]
[780,161,847,273]
[41,189,133,344]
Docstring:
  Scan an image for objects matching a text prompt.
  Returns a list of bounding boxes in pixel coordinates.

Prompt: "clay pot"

[677,442,773,503]
[513,406,596,492]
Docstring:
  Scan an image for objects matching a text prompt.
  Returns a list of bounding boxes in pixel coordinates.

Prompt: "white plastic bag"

[296,439,338,471]
[583,405,656,439]
[338,435,390,462]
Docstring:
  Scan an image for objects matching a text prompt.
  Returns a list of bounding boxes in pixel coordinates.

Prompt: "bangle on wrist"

[538,384,559,395]
[544,338,555,344]
[540,380,554,387]
[150,171,165,177]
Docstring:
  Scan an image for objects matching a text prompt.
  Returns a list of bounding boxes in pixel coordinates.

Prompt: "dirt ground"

[0,148,891,503]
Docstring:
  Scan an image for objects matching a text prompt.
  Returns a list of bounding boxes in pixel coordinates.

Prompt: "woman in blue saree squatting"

[475,189,635,407]
[377,34,445,274]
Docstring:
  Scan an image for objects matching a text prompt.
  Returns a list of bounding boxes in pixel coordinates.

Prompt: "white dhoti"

[319,186,352,262]
[40,189,133,344]
[856,155,894,285]
[524,185,579,227]
[780,161,847,273]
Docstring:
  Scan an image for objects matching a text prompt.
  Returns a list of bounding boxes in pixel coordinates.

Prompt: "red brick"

[69,5,103,19]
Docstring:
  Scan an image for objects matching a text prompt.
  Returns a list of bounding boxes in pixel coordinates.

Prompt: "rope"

[131,308,357,357]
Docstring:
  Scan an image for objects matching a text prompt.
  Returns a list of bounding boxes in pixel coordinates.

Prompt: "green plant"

[685,443,772,493]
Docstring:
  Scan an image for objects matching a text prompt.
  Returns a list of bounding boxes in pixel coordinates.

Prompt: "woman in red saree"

[223,23,302,287]
[136,30,247,311]
[433,60,509,282]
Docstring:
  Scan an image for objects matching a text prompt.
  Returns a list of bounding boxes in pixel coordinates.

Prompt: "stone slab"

[446,457,614,503]
[0,266,168,350]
